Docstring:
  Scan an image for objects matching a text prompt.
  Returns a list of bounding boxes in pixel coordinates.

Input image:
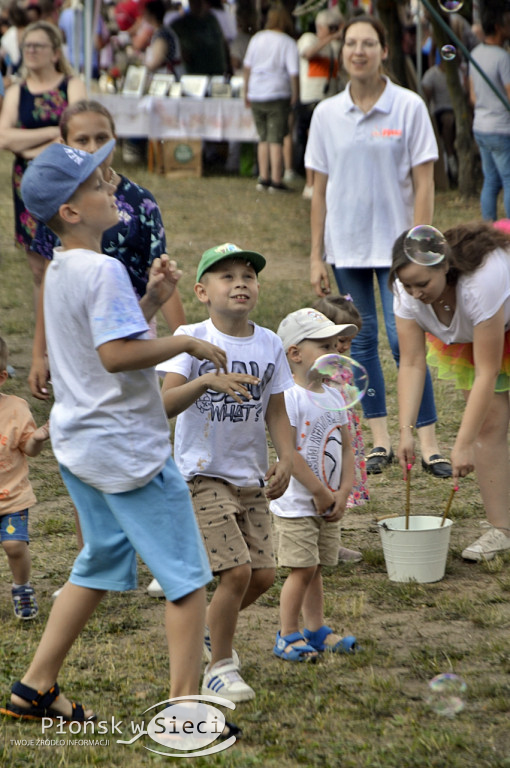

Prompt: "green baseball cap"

[196,243,266,282]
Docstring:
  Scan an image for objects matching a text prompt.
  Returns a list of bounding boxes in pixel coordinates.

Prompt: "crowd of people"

[1,0,510,743]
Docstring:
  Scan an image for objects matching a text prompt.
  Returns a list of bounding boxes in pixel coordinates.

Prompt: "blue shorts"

[0,510,29,542]
[59,458,212,602]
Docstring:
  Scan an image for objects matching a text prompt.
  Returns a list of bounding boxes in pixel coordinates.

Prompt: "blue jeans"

[474,130,510,220]
[332,266,437,427]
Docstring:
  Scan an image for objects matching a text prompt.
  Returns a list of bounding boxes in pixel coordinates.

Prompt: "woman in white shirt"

[390,222,510,562]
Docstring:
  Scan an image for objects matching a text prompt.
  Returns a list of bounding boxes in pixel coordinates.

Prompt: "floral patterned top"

[13,78,70,251]
[346,409,369,508]
[31,174,167,298]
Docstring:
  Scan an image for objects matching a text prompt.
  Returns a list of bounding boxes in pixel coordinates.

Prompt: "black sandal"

[0,681,96,722]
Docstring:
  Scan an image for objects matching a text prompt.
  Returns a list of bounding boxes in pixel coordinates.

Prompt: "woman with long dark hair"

[390,222,510,561]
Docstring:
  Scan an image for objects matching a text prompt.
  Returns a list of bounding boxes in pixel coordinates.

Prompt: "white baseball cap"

[277,308,357,351]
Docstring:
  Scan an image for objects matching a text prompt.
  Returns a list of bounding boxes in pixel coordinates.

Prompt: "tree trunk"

[378,0,410,88]
[428,15,479,197]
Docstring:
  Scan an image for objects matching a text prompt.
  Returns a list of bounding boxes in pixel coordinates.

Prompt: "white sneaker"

[461,524,510,562]
[147,578,165,597]
[283,169,298,183]
[302,184,314,200]
[201,659,255,702]
[203,626,241,668]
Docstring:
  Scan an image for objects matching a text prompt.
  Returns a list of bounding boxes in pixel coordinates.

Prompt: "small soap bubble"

[404,225,448,266]
[427,673,467,717]
[438,0,464,12]
[306,354,369,412]
[441,44,456,61]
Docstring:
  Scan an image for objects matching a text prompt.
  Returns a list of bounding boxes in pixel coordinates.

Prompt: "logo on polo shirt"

[371,127,402,139]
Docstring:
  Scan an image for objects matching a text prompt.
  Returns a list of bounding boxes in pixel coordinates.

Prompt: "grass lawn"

[0,147,509,768]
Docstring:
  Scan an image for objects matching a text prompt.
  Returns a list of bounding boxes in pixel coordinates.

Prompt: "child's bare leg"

[73,506,84,550]
[280,566,316,636]
[240,567,275,610]
[11,583,104,717]
[301,566,325,632]
[166,587,206,697]
[207,564,251,665]
[3,540,31,584]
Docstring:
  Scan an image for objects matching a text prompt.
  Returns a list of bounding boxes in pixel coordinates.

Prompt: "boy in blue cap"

[1,141,229,727]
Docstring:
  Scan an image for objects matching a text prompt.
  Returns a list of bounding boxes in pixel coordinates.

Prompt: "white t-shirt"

[305,78,438,268]
[393,248,510,343]
[244,30,299,101]
[44,248,171,493]
[297,32,340,103]
[271,383,348,518]
[156,319,294,486]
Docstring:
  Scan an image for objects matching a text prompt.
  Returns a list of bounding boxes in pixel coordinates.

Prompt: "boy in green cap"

[156,243,295,703]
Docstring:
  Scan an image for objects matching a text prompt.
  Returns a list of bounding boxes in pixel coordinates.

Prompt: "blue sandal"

[273,631,318,662]
[303,625,358,654]
[0,681,96,722]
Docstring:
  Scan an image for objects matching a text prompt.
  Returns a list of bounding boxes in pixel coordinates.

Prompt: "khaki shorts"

[250,98,291,144]
[274,515,341,568]
[187,476,275,574]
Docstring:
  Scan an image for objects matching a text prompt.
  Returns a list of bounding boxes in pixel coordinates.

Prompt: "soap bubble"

[441,44,457,61]
[306,354,369,412]
[438,0,464,12]
[427,673,467,717]
[404,225,448,266]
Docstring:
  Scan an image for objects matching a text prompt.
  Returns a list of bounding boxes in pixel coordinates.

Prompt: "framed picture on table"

[122,65,148,96]
[229,76,244,99]
[148,73,175,96]
[180,75,209,99]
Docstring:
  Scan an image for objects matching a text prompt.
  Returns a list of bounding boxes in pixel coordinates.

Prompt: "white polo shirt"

[305,77,438,268]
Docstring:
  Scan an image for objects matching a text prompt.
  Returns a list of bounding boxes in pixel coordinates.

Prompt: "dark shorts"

[251,99,291,144]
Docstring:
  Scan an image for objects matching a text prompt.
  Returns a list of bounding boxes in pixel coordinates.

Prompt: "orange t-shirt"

[0,394,37,515]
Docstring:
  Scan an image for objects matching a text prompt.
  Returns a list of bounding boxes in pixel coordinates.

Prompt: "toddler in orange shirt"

[0,336,49,619]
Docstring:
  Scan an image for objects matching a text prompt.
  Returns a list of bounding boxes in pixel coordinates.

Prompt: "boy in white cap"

[271,308,359,661]
[1,142,231,730]
[157,243,295,702]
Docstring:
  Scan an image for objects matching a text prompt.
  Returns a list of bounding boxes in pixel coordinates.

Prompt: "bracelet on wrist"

[400,425,414,430]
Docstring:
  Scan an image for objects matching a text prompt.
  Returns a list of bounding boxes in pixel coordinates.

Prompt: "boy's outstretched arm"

[98,335,227,374]
[264,392,294,500]
[139,256,182,323]
[162,371,260,419]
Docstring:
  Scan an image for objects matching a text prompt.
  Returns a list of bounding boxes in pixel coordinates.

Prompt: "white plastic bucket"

[377,515,453,583]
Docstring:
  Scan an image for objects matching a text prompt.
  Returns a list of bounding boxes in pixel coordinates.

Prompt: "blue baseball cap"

[21,139,116,223]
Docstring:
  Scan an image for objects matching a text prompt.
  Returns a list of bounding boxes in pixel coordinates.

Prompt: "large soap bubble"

[441,44,456,61]
[404,225,448,266]
[427,673,467,717]
[306,354,368,412]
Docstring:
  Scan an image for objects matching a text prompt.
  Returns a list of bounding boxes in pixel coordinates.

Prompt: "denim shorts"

[59,457,212,601]
[0,509,29,542]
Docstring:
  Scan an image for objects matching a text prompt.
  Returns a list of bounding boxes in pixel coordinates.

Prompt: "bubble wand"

[441,485,459,527]
[405,464,412,530]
